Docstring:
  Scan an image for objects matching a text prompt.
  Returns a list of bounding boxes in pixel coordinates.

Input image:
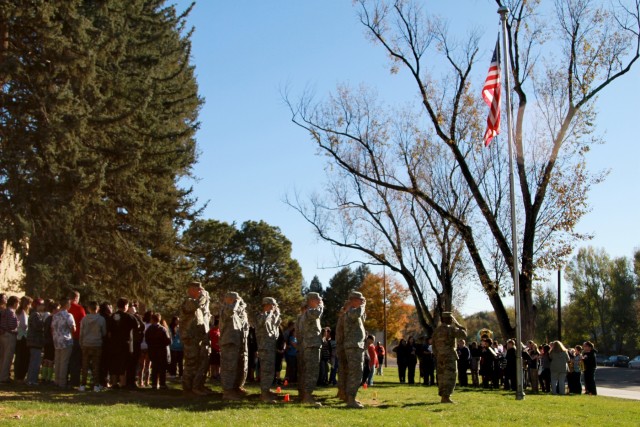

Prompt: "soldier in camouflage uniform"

[295,303,306,398]
[335,301,349,402]
[432,312,467,403]
[220,292,249,400]
[300,292,323,407]
[343,291,366,409]
[255,297,281,403]
[181,281,211,395]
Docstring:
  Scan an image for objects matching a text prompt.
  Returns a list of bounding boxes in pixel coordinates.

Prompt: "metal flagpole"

[498,6,525,401]
[383,265,388,368]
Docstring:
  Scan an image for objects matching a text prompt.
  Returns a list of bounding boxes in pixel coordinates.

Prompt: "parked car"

[628,356,640,369]
[603,355,630,367]
[596,354,608,366]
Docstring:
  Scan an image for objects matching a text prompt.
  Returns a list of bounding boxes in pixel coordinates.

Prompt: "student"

[26,299,47,386]
[145,313,171,390]
[52,297,76,388]
[41,301,59,384]
[79,301,106,391]
[0,296,20,383]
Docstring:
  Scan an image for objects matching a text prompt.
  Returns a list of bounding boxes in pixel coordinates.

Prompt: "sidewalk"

[598,387,640,400]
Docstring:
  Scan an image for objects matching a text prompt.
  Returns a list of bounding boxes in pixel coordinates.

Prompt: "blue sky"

[175,0,640,315]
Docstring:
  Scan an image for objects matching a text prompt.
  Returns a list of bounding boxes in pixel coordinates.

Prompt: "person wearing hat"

[432,311,467,403]
[220,291,249,400]
[342,291,367,409]
[255,297,281,403]
[299,292,323,406]
[181,281,211,396]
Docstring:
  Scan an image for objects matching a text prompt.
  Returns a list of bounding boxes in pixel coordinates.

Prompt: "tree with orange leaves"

[359,272,414,341]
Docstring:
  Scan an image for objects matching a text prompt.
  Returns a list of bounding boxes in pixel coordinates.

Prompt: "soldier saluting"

[180,281,211,396]
[432,312,467,403]
[255,297,281,403]
[342,291,366,409]
[220,292,249,400]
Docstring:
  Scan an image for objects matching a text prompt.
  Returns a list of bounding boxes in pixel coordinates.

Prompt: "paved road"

[594,366,640,400]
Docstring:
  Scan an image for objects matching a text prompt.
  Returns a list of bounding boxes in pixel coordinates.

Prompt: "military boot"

[222,389,241,400]
[260,390,277,403]
[302,393,322,407]
[346,395,364,409]
[192,388,208,396]
[235,387,249,396]
[440,395,454,404]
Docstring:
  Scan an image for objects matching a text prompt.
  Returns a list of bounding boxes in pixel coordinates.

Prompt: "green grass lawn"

[0,367,638,426]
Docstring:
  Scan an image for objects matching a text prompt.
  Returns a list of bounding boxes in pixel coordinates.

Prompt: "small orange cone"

[276,386,282,393]
[363,383,368,390]
[283,379,288,387]
[284,394,290,402]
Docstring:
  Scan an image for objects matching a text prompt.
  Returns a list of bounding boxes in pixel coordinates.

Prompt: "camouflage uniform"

[432,312,467,402]
[220,292,249,399]
[295,306,305,397]
[300,292,323,405]
[343,292,366,409]
[181,284,211,393]
[335,307,347,401]
[255,297,281,400]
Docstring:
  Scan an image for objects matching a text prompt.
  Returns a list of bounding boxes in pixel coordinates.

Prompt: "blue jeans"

[367,365,375,386]
[27,347,42,384]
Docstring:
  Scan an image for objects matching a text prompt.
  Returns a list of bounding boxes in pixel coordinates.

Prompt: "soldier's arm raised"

[182,298,198,315]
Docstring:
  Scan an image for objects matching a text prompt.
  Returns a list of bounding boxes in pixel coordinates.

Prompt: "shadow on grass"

[0,379,487,413]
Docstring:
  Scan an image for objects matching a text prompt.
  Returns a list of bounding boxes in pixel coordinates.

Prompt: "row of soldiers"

[179,281,368,408]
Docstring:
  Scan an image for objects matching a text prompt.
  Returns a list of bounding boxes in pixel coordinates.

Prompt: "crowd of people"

[454,336,599,396]
[0,285,372,408]
[384,332,599,398]
[0,289,600,404]
[0,291,184,392]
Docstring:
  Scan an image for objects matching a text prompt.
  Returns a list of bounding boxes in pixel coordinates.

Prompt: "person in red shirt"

[375,341,385,375]
[67,291,86,387]
[209,316,221,381]
[366,335,378,386]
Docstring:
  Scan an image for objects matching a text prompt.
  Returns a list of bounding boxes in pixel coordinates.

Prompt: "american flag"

[482,39,501,146]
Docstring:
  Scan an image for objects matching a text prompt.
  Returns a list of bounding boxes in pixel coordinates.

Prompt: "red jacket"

[68,302,86,340]
[368,343,379,368]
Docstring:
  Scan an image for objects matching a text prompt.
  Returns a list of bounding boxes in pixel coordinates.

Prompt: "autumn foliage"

[358,272,414,341]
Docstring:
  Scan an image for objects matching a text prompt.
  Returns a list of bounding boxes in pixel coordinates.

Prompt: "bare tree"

[288,0,640,339]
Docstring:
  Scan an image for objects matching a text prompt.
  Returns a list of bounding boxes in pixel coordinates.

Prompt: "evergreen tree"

[0,1,201,311]
[308,275,323,295]
[322,265,369,329]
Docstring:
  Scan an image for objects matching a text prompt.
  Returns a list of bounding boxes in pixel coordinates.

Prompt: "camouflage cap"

[305,292,322,301]
[441,312,453,319]
[349,291,365,300]
[188,281,204,289]
[225,291,240,300]
[262,297,277,306]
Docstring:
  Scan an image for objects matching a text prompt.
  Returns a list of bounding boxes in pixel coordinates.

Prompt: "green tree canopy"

[564,247,639,354]
[183,219,304,323]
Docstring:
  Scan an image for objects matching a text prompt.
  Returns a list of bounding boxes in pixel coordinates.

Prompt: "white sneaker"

[78,386,86,392]
[93,385,102,392]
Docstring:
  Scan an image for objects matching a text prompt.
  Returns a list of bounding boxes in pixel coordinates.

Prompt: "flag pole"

[498,5,525,401]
